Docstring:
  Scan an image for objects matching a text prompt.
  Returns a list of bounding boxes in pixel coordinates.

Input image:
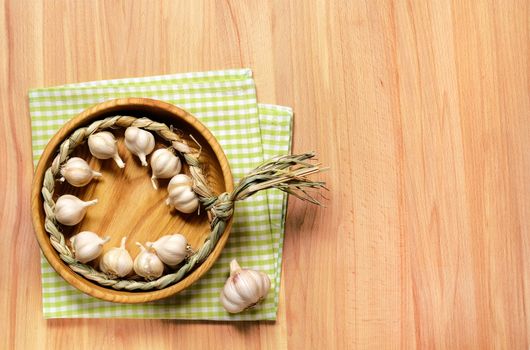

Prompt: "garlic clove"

[146,233,188,267]
[133,242,164,280]
[220,259,271,313]
[69,231,109,263]
[54,194,98,226]
[100,237,133,277]
[60,157,102,187]
[124,127,155,166]
[150,148,182,189]
[166,174,200,214]
[88,131,125,168]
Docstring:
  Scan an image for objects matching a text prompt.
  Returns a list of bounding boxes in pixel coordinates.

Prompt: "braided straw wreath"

[41,115,325,291]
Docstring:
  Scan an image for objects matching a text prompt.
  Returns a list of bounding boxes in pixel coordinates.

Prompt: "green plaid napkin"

[29,69,292,320]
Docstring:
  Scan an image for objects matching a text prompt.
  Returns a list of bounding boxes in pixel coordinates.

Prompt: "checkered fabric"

[29,69,292,320]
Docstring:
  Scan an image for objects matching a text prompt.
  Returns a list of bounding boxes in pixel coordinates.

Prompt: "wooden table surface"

[1,1,528,349]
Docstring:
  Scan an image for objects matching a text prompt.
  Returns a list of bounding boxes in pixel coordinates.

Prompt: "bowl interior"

[32,98,234,303]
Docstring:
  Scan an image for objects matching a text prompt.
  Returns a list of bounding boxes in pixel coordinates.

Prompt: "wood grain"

[1,0,528,349]
[31,98,234,303]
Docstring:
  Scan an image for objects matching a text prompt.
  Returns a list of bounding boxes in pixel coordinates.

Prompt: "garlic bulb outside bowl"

[220,259,271,313]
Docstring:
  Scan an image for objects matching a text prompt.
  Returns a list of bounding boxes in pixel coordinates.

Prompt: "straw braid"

[42,115,325,291]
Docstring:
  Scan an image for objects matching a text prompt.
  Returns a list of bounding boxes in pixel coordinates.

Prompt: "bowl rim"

[31,97,234,303]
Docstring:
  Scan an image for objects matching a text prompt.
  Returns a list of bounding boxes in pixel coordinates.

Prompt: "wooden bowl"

[31,98,234,303]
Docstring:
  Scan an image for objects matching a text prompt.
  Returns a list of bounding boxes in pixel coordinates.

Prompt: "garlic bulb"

[54,194,98,226]
[60,157,102,187]
[88,131,125,168]
[124,127,155,166]
[133,243,164,280]
[70,231,109,263]
[100,237,133,277]
[165,174,200,214]
[146,233,188,267]
[150,148,182,189]
[220,259,271,313]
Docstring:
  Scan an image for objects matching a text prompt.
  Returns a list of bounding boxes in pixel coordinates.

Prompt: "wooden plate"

[31,98,234,303]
